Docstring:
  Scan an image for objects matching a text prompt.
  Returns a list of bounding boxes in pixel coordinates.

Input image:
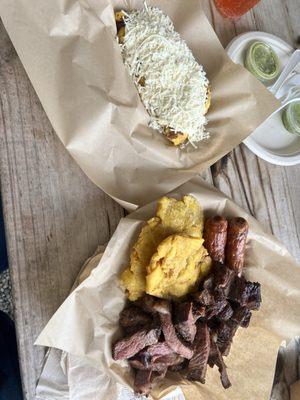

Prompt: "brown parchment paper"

[0,0,279,208]
[291,380,300,400]
[36,177,300,400]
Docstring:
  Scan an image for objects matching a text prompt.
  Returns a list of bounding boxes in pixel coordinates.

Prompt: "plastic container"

[244,41,280,84]
[282,102,300,135]
[214,0,260,18]
[226,31,300,166]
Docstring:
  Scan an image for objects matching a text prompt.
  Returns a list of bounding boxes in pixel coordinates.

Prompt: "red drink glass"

[214,0,260,18]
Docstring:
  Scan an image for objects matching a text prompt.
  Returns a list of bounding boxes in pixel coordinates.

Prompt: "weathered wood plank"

[1,1,300,399]
[0,20,125,399]
[211,146,300,263]
[204,0,300,263]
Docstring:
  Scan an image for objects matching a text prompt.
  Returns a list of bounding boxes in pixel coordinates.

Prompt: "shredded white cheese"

[120,6,209,145]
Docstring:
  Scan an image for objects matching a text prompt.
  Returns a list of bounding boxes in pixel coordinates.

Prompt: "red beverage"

[214,0,260,18]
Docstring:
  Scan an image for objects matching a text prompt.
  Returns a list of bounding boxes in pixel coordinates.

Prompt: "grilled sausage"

[203,216,228,263]
[225,217,249,275]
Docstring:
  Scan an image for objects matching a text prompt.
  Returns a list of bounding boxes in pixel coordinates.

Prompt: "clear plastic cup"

[214,0,260,19]
[282,102,300,136]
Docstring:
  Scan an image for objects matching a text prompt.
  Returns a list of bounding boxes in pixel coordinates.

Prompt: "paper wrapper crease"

[36,177,300,400]
[0,0,279,208]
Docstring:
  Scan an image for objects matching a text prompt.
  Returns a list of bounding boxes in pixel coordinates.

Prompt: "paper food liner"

[0,0,279,208]
[36,177,300,399]
[35,249,300,400]
[291,380,300,400]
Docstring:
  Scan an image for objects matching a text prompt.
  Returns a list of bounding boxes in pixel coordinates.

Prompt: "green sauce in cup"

[244,41,280,84]
[282,102,300,135]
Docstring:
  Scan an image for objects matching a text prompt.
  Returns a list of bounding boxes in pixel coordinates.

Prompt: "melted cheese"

[120,5,209,145]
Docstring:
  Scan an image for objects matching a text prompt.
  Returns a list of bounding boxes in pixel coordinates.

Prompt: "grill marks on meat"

[227,276,261,310]
[159,313,194,359]
[218,302,233,321]
[216,320,238,356]
[187,323,210,383]
[232,306,252,328]
[144,342,173,361]
[114,215,261,395]
[141,296,194,359]
[209,339,231,389]
[188,259,261,388]
[112,327,161,360]
[120,306,152,333]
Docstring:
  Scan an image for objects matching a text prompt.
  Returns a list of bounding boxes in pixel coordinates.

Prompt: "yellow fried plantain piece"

[146,234,209,298]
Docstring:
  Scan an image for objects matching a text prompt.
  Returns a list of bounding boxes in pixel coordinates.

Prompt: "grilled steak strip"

[160,313,194,359]
[120,305,153,333]
[174,302,197,342]
[217,302,233,321]
[144,342,173,361]
[129,356,180,373]
[113,327,161,360]
[141,296,194,360]
[232,306,252,328]
[213,263,236,293]
[209,339,231,389]
[134,369,153,395]
[216,320,238,356]
[130,344,184,372]
[187,322,210,383]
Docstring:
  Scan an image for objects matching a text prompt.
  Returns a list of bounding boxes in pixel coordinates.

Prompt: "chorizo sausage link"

[203,216,228,263]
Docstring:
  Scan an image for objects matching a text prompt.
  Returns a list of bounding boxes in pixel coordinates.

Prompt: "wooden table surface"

[1,1,300,398]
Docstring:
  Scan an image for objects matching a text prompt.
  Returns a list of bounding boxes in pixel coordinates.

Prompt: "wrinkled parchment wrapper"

[291,381,300,400]
[0,0,279,208]
[36,177,300,400]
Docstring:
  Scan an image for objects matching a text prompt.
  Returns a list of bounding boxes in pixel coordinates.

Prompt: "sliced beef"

[209,339,231,389]
[193,304,206,321]
[213,263,236,294]
[202,275,214,291]
[169,359,188,372]
[227,275,247,304]
[232,306,252,328]
[142,295,194,359]
[160,313,194,359]
[115,231,261,394]
[120,305,152,333]
[174,302,197,342]
[134,369,153,395]
[228,276,261,311]
[243,281,261,310]
[217,302,233,321]
[153,367,168,381]
[155,353,185,368]
[130,351,184,373]
[144,342,173,361]
[187,322,210,383]
[129,358,150,371]
[193,288,214,306]
[216,320,238,356]
[113,327,161,360]
[139,294,171,316]
[205,297,227,320]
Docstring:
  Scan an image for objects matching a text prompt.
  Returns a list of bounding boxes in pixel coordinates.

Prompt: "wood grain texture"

[0,1,300,399]
[0,20,124,399]
[203,0,300,263]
